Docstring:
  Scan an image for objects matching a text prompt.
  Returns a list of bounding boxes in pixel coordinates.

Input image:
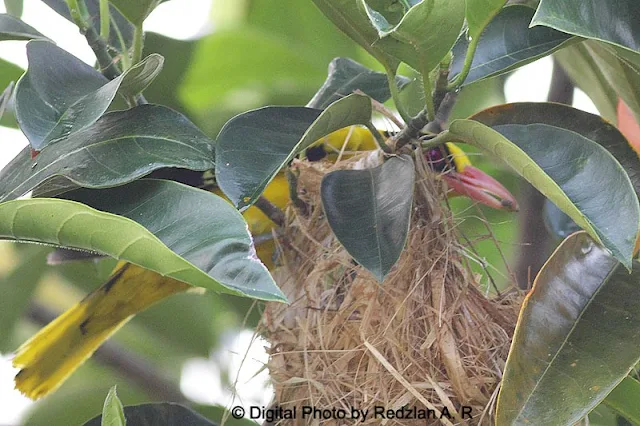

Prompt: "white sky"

[0,1,598,424]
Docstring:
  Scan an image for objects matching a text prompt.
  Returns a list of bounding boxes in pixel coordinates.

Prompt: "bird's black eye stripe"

[306,145,327,162]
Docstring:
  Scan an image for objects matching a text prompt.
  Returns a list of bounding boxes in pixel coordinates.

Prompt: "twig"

[425,92,458,134]
[26,302,186,403]
[393,108,430,150]
[255,196,286,228]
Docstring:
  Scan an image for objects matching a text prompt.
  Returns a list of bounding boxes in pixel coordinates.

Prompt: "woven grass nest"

[260,150,523,425]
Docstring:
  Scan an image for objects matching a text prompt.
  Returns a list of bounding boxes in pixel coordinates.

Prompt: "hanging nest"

[260,150,523,425]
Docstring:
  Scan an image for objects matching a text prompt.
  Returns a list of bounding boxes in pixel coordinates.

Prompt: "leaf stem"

[421,67,435,122]
[384,64,411,124]
[99,0,110,40]
[447,31,480,90]
[131,25,144,67]
[366,122,392,153]
[420,130,462,149]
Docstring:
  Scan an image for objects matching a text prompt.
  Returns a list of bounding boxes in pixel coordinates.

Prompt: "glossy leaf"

[0,13,46,40]
[41,0,133,51]
[450,106,640,268]
[307,57,411,109]
[309,0,403,70]
[101,387,126,426]
[362,0,465,73]
[84,403,216,426]
[450,5,573,86]
[16,41,163,149]
[321,155,414,281]
[555,42,618,123]
[0,104,215,202]
[108,0,161,25]
[496,232,640,425]
[0,245,48,352]
[465,0,506,39]
[0,179,284,301]
[532,0,640,53]
[543,199,580,240]
[216,93,372,210]
[603,376,640,425]
[4,0,23,17]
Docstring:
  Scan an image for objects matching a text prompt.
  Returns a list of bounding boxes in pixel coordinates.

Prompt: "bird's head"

[425,143,519,212]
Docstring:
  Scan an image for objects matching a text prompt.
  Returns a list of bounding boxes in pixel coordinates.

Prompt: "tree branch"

[255,196,285,228]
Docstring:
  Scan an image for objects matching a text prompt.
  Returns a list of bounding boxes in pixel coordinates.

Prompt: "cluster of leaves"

[2,0,640,425]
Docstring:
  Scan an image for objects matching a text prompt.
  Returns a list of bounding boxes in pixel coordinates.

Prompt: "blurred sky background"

[0,0,599,424]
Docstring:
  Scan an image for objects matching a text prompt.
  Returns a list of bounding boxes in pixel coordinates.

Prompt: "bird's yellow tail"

[13,262,191,399]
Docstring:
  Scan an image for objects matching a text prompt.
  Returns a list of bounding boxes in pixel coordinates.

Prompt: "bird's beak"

[443,165,519,212]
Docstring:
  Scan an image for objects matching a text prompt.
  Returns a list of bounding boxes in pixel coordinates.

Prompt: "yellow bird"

[12,126,517,399]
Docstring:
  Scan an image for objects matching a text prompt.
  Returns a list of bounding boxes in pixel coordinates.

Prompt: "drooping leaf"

[321,155,414,281]
[450,106,640,268]
[16,41,163,150]
[496,232,640,425]
[101,387,126,426]
[309,0,403,70]
[307,57,411,109]
[555,42,618,123]
[543,199,580,240]
[216,93,372,210]
[0,13,46,40]
[84,403,216,426]
[464,0,506,39]
[3,0,23,18]
[108,0,161,25]
[41,0,134,51]
[450,5,573,86]
[0,179,284,301]
[361,0,465,73]
[603,376,640,425]
[0,245,48,352]
[532,0,640,53]
[0,104,215,202]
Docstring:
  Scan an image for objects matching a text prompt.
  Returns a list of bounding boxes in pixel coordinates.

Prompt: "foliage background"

[0,0,605,424]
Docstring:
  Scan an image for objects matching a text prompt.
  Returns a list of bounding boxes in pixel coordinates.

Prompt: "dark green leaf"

[102,386,126,426]
[41,0,133,51]
[216,93,372,209]
[108,0,160,25]
[308,0,402,70]
[0,104,215,202]
[194,405,258,426]
[532,0,640,53]
[321,155,414,281]
[465,0,506,39]
[307,57,411,109]
[84,403,216,426]
[450,5,573,86]
[16,41,163,149]
[543,199,580,240]
[0,179,284,300]
[496,232,640,425]
[604,376,640,425]
[450,105,640,268]
[4,0,23,17]
[0,245,48,352]
[0,13,46,40]
[555,42,619,123]
[361,0,465,73]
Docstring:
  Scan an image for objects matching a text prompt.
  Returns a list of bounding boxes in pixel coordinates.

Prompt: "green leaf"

[321,155,414,281]
[41,0,134,51]
[195,404,259,426]
[0,81,12,121]
[450,106,640,268]
[216,93,372,210]
[101,386,126,426]
[16,41,163,150]
[543,199,580,240]
[0,179,284,301]
[0,13,46,40]
[0,58,22,128]
[532,0,640,53]
[309,0,402,70]
[450,5,573,86]
[3,0,23,18]
[308,57,411,109]
[108,0,160,25]
[361,0,465,73]
[84,403,216,426]
[554,42,619,123]
[604,376,640,425]
[464,0,506,39]
[0,245,48,352]
[496,232,640,425]
[0,104,215,202]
